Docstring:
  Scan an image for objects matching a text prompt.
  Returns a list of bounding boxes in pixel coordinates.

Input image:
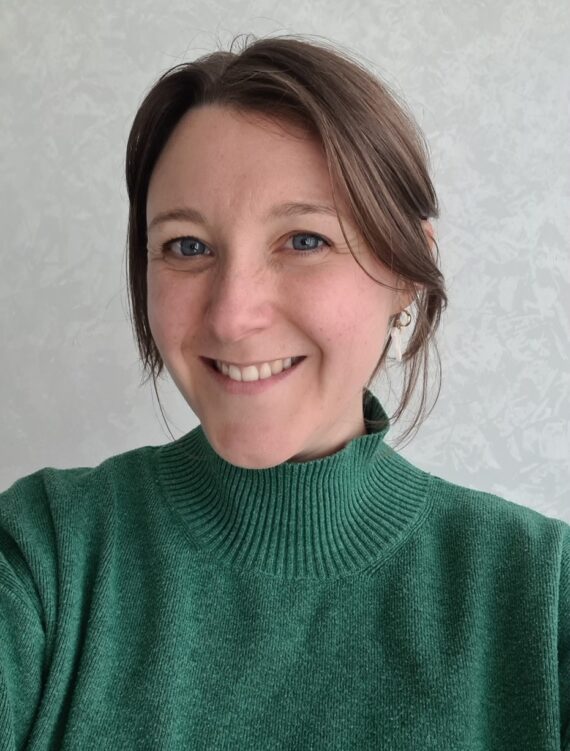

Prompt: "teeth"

[216,357,300,382]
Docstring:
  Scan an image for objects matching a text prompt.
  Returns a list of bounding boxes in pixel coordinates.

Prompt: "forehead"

[159,104,322,166]
[146,105,343,218]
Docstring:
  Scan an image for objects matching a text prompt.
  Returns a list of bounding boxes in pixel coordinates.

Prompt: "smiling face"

[146,104,409,468]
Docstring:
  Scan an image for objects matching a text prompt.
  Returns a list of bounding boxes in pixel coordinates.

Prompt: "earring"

[390,309,412,362]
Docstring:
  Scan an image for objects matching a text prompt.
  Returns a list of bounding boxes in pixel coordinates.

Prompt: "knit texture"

[0,390,569,750]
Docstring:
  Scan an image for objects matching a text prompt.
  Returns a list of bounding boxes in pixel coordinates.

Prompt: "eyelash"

[160,232,331,259]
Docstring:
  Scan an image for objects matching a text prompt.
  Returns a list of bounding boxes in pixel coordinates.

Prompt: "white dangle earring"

[390,309,412,362]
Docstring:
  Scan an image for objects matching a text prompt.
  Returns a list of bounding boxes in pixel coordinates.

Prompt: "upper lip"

[203,356,304,367]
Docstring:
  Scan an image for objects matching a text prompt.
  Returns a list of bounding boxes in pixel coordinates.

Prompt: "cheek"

[332,278,386,333]
[331,283,390,357]
[146,273,167,341]
[291,274,373,346]
[146,273,188,349]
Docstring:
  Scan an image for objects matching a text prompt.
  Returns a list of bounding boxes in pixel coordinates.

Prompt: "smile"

[202,356,306,395]
[214,356,304,382]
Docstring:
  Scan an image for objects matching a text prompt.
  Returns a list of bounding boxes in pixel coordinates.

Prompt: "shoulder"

[0,441,162,517]
[424,472,570,564]
[0,442,164,609]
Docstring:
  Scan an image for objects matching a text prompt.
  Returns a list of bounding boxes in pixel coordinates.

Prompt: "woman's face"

[146,104,409,468]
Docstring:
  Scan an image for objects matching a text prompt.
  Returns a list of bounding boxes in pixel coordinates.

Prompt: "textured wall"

[1,0,568,521]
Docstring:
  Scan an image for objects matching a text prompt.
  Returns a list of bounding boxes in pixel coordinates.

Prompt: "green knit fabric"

[1,389,569,750]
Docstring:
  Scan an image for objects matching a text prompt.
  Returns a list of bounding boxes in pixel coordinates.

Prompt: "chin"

[231,456,285,470]
[217,446,290,470]
[205,429,298,470]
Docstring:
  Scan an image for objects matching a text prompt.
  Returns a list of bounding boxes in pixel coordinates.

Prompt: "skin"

[146,104,434,469]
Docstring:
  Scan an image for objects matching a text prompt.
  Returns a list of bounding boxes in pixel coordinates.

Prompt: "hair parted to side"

[125,32,448,450]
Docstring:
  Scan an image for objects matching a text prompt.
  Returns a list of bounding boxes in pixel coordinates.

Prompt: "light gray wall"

[1,0,568,522]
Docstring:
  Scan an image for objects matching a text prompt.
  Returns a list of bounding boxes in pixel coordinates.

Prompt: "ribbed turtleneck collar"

[154,389,431,580]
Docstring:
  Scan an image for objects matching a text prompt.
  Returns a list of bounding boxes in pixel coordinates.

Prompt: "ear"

[391,277,415,316]
[397,283,416,312]
[392,220,436,315]
[421,219,436,255]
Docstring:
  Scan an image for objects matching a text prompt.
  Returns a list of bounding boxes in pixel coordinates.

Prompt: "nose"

[204,259,274,345]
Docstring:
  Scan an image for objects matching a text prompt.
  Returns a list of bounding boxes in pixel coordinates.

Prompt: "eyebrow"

[147,201,340,232]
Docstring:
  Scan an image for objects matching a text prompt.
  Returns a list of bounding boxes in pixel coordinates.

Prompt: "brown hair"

[125,33,448,450]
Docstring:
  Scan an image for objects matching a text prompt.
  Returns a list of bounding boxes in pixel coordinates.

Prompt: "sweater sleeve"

[0,474,48,751]
[0,565,45,750]
[560,523,570,750]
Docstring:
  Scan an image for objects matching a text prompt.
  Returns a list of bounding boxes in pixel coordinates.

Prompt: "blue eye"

[162,232,330,259]
[167,237,209,257]
[288,233,329,253]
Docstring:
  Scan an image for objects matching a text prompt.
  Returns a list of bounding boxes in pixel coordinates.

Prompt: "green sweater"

[1,390,569,750]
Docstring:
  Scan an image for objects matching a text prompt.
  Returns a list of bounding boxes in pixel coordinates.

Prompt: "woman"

[1,34,568,750]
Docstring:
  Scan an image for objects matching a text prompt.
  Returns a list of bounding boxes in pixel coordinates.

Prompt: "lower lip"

[202,357,306,395]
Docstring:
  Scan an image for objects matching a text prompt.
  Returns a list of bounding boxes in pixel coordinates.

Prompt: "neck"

[154,389,431,579]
